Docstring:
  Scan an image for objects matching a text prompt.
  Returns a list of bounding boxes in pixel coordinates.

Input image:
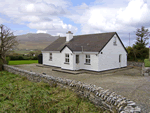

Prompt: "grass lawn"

[8,60,38,65]
[144,59,150,67]
[0,71,107,113]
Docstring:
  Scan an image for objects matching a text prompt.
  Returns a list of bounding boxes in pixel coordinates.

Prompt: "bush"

[31,56,38,60]
[6,57,10,64]
[8,55,31,60]
[18,56,25,60]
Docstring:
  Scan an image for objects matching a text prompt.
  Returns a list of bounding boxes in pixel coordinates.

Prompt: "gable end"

[60,45,73,53]
[98,32,128,54]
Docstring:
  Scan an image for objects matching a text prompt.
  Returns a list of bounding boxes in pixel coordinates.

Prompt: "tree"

[133,26,149,60]
[0,24,18,64]
[28,51,35,57]
[135,26,149,47]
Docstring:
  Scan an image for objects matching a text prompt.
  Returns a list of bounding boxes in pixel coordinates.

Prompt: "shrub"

[31,56,38,60]
[6,57,10,64]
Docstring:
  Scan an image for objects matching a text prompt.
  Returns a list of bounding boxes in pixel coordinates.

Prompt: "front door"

[76,55,80,70]
[119,54,121,68]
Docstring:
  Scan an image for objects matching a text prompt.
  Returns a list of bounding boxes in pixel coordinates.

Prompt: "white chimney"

[66,31,73,42]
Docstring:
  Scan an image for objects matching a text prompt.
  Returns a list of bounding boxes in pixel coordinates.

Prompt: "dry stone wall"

[127,61,143,67]
[142,63,150,76]
[3,64,141,113]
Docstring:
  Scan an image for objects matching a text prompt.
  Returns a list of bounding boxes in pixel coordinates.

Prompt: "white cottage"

[42,31,127,71]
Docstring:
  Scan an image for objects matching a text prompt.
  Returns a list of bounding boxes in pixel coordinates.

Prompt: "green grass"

[144,59,150,67]
[8,60,38,65]
[0,71,108,113]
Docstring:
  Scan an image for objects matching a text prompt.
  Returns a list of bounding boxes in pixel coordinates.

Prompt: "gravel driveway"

[13,64,150,113]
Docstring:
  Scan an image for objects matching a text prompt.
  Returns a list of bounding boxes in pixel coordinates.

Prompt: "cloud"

[72,0,150,34]
[0,0,77,36]
[29,19,78,36]
[66,0,150,47]
[19,2,66,16]
[0,17,6,23]
[116,0,150,26]
[37,30,47,33]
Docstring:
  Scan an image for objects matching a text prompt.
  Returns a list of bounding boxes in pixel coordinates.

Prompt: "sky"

[0,0,150,47]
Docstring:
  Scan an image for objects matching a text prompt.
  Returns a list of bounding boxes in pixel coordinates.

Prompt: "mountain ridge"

[16,33,59,50]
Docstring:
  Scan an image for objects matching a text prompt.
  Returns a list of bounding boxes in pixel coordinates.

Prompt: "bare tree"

[0,24,18,64]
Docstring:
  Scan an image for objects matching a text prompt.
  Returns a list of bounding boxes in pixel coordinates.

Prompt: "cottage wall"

[98,34,127,71]
[61,46,74,70]
[42,52,61,67]
[79,53,99,71]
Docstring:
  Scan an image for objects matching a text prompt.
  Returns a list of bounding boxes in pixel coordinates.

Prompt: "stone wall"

[127,61,143,67]
[3,64,141,113]
[142,63,150,76]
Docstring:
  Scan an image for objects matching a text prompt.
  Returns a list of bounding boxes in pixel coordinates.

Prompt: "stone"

[119,106,124,112]
[124,106,134,112]
[128,102,136,107]
[134,106,141,112]
[144,73,149,76]
[117,100,127,108]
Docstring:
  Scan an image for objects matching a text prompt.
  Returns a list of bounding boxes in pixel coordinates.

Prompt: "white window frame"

[85,54,90,64]
[65,54,69,63]
[49,53,52,61]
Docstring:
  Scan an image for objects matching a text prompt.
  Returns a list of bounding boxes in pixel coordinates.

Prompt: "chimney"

[66,31,73,42]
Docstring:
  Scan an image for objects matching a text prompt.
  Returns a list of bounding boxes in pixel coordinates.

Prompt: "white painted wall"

[73,53,99,71]
[61,46,74,70]
[98,34,127,71]
[42,52,61,67]
[66,33,73,42]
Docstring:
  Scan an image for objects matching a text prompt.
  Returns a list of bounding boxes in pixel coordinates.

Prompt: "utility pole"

[129,33,130,47]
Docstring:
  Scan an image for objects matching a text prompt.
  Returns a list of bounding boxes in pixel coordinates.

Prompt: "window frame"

[65,54,69,64]
[85,54,91,65]
[49,53,52,61]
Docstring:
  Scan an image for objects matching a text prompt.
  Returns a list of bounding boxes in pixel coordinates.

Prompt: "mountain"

[16,33,59,50]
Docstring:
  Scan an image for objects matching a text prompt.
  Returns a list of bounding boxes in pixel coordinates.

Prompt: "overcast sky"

[0,0,150,47]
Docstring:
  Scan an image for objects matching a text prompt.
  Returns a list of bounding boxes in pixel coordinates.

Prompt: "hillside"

[16,33,59,50]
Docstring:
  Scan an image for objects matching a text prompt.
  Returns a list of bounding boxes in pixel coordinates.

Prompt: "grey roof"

[43,32,127,53]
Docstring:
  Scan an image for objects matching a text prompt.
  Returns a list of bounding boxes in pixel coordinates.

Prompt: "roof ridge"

[60,32,116,38]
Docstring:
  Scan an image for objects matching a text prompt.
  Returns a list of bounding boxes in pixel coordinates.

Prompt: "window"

[76,55,79,63]
[85,54,90,64]
[65,54,69,63]
[113,36,117,45]
[119,54,121,62]
[49,53,52,61]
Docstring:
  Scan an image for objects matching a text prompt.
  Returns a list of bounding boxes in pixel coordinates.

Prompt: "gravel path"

[13,64,150,113]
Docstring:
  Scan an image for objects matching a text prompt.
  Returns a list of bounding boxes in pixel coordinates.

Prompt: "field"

[0,71,106,113]
[13,50,35,54]
[144,59,150,67]
[8,60,38,65]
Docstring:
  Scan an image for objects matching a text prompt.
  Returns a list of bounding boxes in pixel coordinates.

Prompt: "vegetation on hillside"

[0,71,108,113]
[6,50,41,62]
